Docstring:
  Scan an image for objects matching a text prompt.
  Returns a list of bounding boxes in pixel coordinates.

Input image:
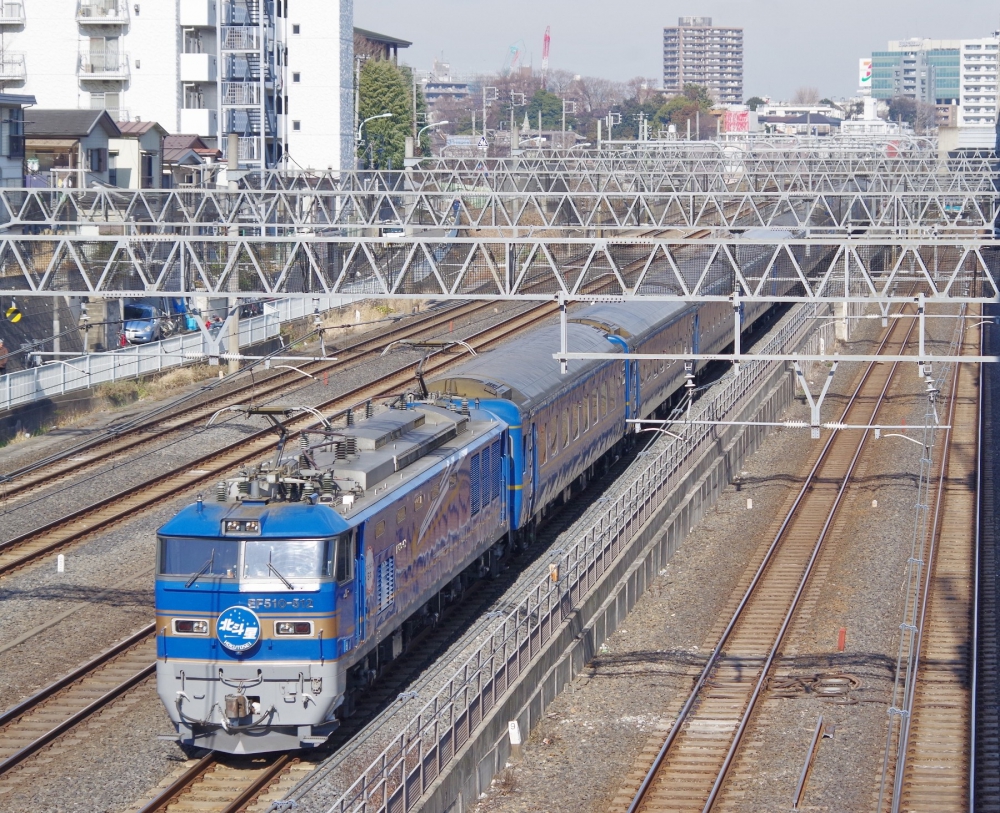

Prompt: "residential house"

[161,133,220,187]
[24,109,120,187]
[110,120,167,188]
[0,93,34,186]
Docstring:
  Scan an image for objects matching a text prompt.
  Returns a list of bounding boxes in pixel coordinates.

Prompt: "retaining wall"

[417,360,797,813]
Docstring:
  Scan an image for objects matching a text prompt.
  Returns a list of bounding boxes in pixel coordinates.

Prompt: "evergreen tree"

[526,89,567,130]
[357,59,413,169]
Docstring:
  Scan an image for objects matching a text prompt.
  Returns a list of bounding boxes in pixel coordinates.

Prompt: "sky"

[355,0,1000,101]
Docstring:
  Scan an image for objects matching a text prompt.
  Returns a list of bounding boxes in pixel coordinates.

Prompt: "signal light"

[275,621,313,635]
[173,619,209,635]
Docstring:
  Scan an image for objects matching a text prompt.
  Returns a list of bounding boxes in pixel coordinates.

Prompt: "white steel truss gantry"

[0,188,996,233]
[0,234,995,303]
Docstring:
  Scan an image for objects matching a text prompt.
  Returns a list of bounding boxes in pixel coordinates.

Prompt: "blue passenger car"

[155,276,801,754]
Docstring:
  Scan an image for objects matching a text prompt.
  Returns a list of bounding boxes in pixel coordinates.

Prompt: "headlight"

[173,618,209,635]
[275,620,313,636]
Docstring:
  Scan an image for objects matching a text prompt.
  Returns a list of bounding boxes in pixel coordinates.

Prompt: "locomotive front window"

[243,539,333,580]
[158,537,239,579]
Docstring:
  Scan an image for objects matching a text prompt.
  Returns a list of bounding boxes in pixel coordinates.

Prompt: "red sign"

[724,110,750,133]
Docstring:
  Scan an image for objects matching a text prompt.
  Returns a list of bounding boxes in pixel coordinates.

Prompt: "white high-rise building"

[957,35,999,127]
[0,0,353,173]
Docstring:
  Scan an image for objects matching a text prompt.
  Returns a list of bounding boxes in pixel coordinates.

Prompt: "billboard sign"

[859,58,873,89]
[724,110,750,133]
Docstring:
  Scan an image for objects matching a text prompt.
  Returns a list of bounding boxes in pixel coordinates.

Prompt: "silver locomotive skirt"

[157,659,343,754]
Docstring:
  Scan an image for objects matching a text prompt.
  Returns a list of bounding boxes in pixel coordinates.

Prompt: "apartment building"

[663,17,743,106]
[867,34,998,128]
[958,36,999,126]
[0,0,354,173]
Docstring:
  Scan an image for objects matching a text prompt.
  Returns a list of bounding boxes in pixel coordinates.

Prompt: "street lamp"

[357,112,393,143]
[416,121,449,156]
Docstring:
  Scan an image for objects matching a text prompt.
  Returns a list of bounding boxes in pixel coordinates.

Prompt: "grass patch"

[96,364,217,409]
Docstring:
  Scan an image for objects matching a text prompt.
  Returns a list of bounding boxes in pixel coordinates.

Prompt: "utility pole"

[226,132,240,376]
[482,86,498,140]
[412,77,418,141]
[509,91,525,151]
[561,99,576,149]
[354,57,362,165]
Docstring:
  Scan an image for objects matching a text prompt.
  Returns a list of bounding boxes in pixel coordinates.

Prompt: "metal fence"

[0,295,358,411]
[321,300,834,813]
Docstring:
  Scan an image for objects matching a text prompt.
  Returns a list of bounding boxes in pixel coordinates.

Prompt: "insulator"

[237,480,251,495]
[346,408,354,427]
[303,481,316,498]
[460,397,470,416]
[365,399,374,419]
[298,454,309,468]
[334,441,346,460]
[299,435,309,450]
[216,481,228,501]
[345,436,357,456]
[321,472,334,493]
[474,397,480,410]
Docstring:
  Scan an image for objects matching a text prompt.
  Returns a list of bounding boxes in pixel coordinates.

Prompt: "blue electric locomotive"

[154,244,798,754]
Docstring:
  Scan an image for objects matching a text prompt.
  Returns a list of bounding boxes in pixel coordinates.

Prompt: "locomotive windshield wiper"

[268,552,293,589]
[186,550,215,588]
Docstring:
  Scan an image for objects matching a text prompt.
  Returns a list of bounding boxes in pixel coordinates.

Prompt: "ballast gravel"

[471,314,966,813]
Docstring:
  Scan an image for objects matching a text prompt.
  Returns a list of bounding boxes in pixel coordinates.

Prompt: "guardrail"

[321,300,833,813]
[0,295,357,412]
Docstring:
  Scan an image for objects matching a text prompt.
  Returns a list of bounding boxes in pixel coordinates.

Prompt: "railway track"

[611,308,918,813]
[0,624,155,777]
[975,309,1000,811]
[0,302,558,577]
[0,220,719,512]
[0,299,485,505]
[891,315,980,811]
[0,219,719,576]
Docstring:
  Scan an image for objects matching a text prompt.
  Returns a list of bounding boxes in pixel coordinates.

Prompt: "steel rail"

[0,623,154,728]
[220,754,296,813]
[0,627,157,775]
[890,313,970,811]
[970,318,984,813]
[701,315,914,812]
[625,307,917,813]
[0,301,480,501]
[0,303,561,577]
[136,755,217,813]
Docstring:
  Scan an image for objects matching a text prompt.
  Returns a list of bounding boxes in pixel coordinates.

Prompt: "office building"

[867,34,998,128]
[663,17,743,106]
[0,0,354,173]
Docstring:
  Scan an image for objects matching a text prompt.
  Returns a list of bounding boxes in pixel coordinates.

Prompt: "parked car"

[123,303,163,344]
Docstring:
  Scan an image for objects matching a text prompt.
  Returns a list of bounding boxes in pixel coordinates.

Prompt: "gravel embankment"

[471,313,962,813]
[0,301,537,812]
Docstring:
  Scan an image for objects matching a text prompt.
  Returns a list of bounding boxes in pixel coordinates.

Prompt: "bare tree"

[626,76,662,105]
[575,75,625,114]
[545,69,577,97]
[791,86,821,104]
[914,100,939,134]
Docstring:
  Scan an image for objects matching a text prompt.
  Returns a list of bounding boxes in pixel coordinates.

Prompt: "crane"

[503,40,526,75]
[541,26,551,88]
